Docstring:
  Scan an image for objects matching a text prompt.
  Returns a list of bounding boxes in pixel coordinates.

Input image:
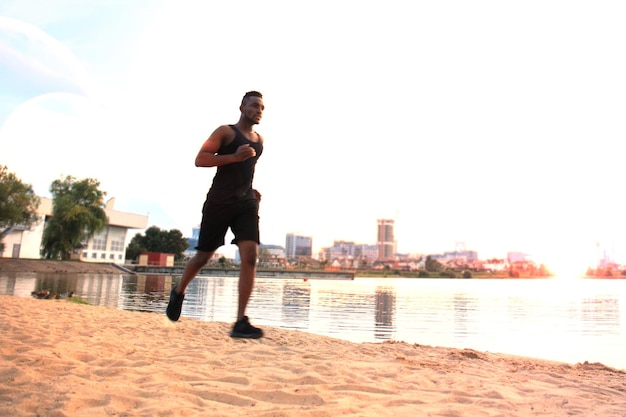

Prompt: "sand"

[1,296,625,417]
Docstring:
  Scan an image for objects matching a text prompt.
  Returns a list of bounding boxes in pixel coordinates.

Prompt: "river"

[1,272,624,371]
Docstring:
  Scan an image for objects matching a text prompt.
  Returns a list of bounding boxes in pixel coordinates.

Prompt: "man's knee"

[239,243,258,267]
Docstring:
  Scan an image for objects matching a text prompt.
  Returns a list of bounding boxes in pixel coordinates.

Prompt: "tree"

[0,166,41,251]
[125,238,144,262]
[425,256,443,272]
[41,176,108,260]
[126,226,188,261]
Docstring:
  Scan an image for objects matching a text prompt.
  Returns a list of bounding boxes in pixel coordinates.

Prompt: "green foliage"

[126,226,188,261]
[125,239,144,262]
[425,256,443,272]
[462,270,472,279]
[41,176,108,260]
[68,297,91,304]
[0,166,41,244]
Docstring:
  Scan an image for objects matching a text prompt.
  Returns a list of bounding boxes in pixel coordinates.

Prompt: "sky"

[1,0,625,274]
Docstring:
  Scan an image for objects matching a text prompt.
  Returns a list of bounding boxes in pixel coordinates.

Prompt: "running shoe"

[230,316,264,339]
[166,287,184,321]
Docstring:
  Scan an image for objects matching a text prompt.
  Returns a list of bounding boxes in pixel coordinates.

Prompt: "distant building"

[1,197,148,262]
[377,219,395,260]
[138,252,174,266]
[354,243,379,264]
[318,241,378,267]
[507,252,529,263]
[183,226,200,259]
[285,233,313,257]
[258,244,286,268]
[441,250,478,261]
[233,243,286,267]
[322,240,356,263]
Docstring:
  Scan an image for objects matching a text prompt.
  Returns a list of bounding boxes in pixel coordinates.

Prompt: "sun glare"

[545,256,590,279]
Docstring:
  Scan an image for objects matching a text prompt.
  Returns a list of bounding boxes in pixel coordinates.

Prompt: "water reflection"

[1,272,625,370]
[374,286,395,340]
[453,293,476,339]
[581,296,620,335]
[1,271,125,307]
[281,283,311,330]
[119,275,173,312]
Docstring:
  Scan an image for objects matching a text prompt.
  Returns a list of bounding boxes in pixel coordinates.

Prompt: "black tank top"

[206,125,263,203]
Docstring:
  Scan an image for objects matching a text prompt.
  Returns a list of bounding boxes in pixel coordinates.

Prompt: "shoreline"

[1,295,625,416]
[7,258,620,279]
[0,258,121,274]
[0,259,556,279]
[1,258,622,284]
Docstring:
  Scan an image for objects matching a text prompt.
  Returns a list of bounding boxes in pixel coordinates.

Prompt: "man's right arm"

[195,125,258,167]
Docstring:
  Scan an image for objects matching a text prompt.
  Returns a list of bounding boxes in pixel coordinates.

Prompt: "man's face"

[242,96,264,124]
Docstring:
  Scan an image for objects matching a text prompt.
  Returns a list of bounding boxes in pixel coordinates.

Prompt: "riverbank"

[0,258,121,274]
[1,295,625,416]
[0,258,611,279]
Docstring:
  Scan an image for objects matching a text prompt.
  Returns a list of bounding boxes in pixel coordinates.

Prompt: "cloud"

[0,16,94,100]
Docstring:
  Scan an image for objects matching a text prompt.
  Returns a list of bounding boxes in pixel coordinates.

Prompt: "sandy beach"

[0,295,625,417]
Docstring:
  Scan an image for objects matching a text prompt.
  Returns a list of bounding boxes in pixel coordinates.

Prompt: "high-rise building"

[377,219,395,260]
[285,233,313,258]
[183,226,201,259]
[354,244,379,262]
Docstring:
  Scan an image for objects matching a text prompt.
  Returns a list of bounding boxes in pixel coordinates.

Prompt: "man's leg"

[177,250,214,294]
[236,240,258,320]
[230,239,263,338]
[166,250,214,321]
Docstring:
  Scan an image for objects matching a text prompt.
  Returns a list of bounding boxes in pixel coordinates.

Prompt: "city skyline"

[258,224,594,266]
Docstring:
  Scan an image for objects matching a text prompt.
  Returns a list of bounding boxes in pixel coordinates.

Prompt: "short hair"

[241,91,263,105]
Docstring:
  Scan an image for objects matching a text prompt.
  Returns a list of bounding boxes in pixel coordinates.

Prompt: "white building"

[1,197,148,263]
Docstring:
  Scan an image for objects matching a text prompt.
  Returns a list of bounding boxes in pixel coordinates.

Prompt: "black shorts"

[196,199,260,252]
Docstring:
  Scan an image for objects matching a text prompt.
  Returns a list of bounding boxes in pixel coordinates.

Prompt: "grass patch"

[65,297,91,305]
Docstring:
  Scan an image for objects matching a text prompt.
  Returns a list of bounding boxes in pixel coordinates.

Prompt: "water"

[1,272,625,371]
